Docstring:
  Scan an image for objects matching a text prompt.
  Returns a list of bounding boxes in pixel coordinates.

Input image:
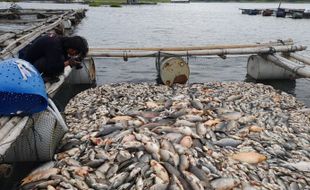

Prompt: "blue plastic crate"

[0,58,48,116]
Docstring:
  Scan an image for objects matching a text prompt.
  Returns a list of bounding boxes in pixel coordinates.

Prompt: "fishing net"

[2,99,68,162]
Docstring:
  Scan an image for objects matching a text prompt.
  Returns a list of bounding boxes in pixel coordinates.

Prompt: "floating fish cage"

[89,39,310,83]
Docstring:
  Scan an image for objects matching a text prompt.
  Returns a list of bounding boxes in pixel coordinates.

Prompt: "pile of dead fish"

[20,82,310,190]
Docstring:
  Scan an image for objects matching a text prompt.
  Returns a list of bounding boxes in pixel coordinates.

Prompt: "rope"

[292,65,306,73]
[123,51,128,62]
[268,47,277,54]
[186,51,190,65]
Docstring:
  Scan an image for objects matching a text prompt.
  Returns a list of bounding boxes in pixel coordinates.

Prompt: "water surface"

[1,2,310,106]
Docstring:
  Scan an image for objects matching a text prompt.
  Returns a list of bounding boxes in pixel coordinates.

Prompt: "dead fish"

[168,174,184,190]
[196,123,207,137]
[181,115,203,122]
[289,182,300,190]
[165,99,173,109]
[283,161,310,172]
[204,119,221,127]
[110,172,129,188]
[21,168,60,186]
[111,115,132,122]
[242,182,258,190]
[248,125,263,132]
[97,162,111,174]
[116,150,132,162]
[221,112,242,121]
[96,125,123,137]
[179,155,189,171]
[175,120,196,128]
[150,160,170,183]
[118,182,134,190]
[180,136,193,148]
[159,149,172,162]
[213,138,242,147]
[226,94,242,101]
[182,171,204,190]
[214,122,227,132]
[161,139,176,153]
[169,109,188,119]
[145,141,160,155]
[162,133,183,143]
[150,183,169,190]
[238,115,256,124]
[59,139,81,152]
[188,164,212,189]
[139,111,160,119]
[163,162,181,177]
[84,159,106,168]
[210,177,239,190]
[106,165,119,179]
[128,167,142,182]
[140,122,164,130]
[190,99,204,110]
[231,152,267,164]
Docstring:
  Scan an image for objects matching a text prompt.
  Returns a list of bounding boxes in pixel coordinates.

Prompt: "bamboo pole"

[90,39,294,52]
[88,45,307,58]
[0,117,10,130]
[288,53,310,66]
[0,117,21,142]
[266,54,310,78]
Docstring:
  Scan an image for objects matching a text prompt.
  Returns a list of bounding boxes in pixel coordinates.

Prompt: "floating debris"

[20,82,310,190]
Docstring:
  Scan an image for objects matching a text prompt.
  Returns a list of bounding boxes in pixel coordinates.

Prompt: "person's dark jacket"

[19,34,68,78]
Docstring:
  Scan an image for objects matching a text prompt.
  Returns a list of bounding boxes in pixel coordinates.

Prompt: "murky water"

[1,2,310,108]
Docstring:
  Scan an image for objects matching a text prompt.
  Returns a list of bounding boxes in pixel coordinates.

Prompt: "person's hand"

[64,59,83,69]
[64,59,79,67]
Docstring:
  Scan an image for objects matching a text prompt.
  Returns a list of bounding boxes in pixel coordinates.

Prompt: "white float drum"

[247,55,297,80]
[67,57,96,84]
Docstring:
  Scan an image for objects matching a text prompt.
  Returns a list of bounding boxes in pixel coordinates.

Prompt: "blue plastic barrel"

[0,58,48,116]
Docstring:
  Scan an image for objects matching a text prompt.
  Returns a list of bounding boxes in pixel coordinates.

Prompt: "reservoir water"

[0,2,310,189]
[1,2,310,107]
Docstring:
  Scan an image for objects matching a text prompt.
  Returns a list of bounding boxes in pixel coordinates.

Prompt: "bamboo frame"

[266,54,310,78]
[0,117,22,142]
[288,53,310,66]
[90,39,294,52]
[88,45,307,58]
